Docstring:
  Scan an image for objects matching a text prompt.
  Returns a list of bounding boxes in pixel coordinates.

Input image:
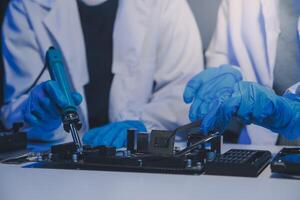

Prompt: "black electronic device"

[23,121,222,175]
[2,121,272,178]
[205,149,272,177]
[271,148,300,177]
[0,123,27,153]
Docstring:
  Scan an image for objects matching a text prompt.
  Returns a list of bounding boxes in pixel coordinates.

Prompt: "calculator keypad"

[216,150,260,164]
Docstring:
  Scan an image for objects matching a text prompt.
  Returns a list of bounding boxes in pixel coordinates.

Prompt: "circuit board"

[25,122,222,175]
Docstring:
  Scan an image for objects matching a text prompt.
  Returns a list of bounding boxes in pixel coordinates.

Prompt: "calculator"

[205,149,272,177]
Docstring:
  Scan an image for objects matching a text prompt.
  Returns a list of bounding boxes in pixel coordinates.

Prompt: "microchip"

[149,130,175,156]
[153,137,169,148]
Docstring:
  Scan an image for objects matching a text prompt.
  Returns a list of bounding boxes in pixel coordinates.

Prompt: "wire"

[23,63,47,95]
[175,132,221,157]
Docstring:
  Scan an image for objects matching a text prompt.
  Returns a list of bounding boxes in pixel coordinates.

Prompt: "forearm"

[232,82,300,140]
[268,97,300,140]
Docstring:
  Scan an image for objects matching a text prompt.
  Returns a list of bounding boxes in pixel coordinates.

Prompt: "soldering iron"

[46,47,83,154]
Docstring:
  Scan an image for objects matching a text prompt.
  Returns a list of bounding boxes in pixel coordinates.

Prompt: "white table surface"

[0,143,299,200]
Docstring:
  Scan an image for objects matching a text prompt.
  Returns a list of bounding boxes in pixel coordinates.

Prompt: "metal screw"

[138,159,143,167]
[186,159,192,168]
[37,153,43,162]
[123,150,132,157]
[48,153,53,161]
[196,162,202,169]
[72,154,78,163]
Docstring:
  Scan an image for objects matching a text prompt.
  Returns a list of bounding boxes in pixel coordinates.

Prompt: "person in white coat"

[1,0,203,147]
[184,0,300,145]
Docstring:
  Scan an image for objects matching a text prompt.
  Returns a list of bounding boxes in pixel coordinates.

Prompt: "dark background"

[187,0,220,51]
[0,0,10,130]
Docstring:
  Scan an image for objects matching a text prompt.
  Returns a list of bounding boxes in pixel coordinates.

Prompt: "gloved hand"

[23,80,82,134]
[83,120,146,148]
[201,81,300,140]
[183,64,242,133]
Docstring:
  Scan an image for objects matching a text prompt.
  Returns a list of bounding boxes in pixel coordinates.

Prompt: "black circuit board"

[23,141,212,175]
[27,154,205,175]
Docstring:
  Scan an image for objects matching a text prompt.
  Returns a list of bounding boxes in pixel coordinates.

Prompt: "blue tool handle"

[46,47,76,113]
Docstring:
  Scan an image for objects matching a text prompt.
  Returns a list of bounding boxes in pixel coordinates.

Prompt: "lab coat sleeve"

[1,1,67,141]
[127,0,204,131]
[285,82,300,95]
[205,0,232,67]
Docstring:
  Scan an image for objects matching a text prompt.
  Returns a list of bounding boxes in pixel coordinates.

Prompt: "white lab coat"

[1,0,203,141]
[205,0,300,144]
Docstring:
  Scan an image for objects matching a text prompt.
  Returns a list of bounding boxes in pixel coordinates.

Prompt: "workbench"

[0,138,299,200]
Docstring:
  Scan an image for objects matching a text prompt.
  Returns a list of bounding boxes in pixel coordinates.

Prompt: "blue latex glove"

[202,81,300,140]
[83,120,147,148]
[23,80,82,133]
[183,64,242,132]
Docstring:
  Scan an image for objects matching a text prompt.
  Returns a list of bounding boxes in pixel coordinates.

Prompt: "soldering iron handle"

[46,47,76,113]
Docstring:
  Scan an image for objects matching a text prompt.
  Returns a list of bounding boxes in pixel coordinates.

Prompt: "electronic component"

[176,132,220,157]
[127,129,149,153]
[205,149,272,177]
[0,123,27,153]
[137,133,149,153]
[271,148,300,178]
[127,129,138,153]
[149,130,175,156]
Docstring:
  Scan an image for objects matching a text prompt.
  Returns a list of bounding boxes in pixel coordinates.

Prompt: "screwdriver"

[46,47,83,153]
